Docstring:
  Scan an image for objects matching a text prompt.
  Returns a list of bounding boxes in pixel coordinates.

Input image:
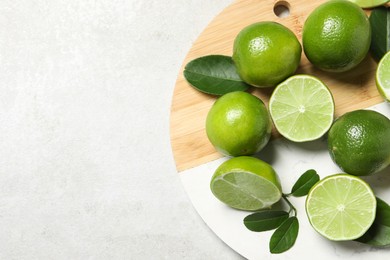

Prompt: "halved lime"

[348,0,389,8]
[269,75,335,142]
[376,51,390,102]
[306,174,377,241]
[210,156,282,211]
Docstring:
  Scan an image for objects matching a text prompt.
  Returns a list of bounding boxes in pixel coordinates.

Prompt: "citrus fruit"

[302,0,371,72]
[206,91,272,156]
[210,156,282,211]
[376,51,390,101]
[327,109,390,176]
[232,21,301,87]
[268,75,334,142]
[306,174,376,241]
[349,0,389,8]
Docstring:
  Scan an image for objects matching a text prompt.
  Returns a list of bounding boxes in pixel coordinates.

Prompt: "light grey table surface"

[0,0,243,259]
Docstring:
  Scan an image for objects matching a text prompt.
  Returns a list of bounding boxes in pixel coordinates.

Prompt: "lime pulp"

[269,75,335,142]
[306,174,376,241]
[210,156,282,211]
[376,51,390,102]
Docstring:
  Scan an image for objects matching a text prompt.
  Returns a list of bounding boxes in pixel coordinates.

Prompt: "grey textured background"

[0,0,242,259]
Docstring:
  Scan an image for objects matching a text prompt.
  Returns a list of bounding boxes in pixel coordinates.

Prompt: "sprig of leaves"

[243,169,319,254]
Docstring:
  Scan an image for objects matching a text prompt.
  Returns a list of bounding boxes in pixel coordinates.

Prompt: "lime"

[232,21,301,87]
[306,174,376,241]
[376,51,390,101]
[210,156,282,211]
[328,109,390,176]
[206,91,272,157]
[349,0,390,8]
[268,75,334,142]
[302,0,371,72]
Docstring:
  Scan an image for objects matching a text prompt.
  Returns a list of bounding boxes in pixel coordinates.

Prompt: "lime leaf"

[243,210,289,232]
[291,169,319,197]
[183,55,251,95]
[370,6,390,61]
[269,217,299,254]
[357,197,390,247]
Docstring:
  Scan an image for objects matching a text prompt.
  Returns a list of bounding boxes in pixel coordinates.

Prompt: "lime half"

[306,174,376,241]
[210,156,282,211]
[376,51,390,102]
[348,0,389,8]
[269,75,335,142]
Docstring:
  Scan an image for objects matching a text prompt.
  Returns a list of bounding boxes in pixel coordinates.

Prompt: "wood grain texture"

[170,0,382,172]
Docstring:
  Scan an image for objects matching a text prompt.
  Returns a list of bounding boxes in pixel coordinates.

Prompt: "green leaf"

[243,210,289,232]
[183,55,251,95]
[369,6,390,61]
[291,169,319,197]
[356,197,390,247]
[269,217,299,254]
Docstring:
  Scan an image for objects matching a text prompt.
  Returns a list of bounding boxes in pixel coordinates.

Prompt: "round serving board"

[170,1,390,259]
[170,0,382,172]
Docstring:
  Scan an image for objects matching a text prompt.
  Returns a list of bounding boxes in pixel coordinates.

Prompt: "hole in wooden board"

[274,1,290,18]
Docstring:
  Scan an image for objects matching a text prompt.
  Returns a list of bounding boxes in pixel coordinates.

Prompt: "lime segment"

[269,75,334,142]
[306,174,376,241]
[210,156,282,211]
[348,0,390,8]
[376,51,390,102]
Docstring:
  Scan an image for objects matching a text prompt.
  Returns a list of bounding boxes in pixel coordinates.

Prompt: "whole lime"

[210,156,282,211]
[206,91,272,157]
[327,109,390,176]
[302,0,371,72]
[232,21,301,88]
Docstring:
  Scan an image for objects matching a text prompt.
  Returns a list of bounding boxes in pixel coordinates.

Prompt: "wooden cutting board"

[170,0,382,172]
